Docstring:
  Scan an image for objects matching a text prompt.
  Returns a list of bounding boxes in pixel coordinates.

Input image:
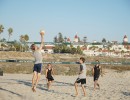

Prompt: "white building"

[110,45,128,52]
[42,45,55,54]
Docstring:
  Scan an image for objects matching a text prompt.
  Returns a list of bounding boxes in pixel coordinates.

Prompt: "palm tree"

[58,32,64,43]
[0,25,4,40]
[24,34,29,51]
[24,34,29,41]
[0,25,4,49]
[8,28,13,41]
[19,35,25,51]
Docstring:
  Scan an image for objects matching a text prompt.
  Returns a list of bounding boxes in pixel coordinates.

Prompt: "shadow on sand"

[122,91,130,96]
[4,79,94,96]
[54,81,74,86]
[0,87,22,97]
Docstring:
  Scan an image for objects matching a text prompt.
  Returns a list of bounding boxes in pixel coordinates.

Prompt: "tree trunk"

[8,35,10,41]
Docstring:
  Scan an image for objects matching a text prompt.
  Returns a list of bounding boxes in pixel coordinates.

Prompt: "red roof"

[102,50,109,52]
[42,46,54,49]
[124,35,127,38]
[75,35,78,38]
[67,38,70,41]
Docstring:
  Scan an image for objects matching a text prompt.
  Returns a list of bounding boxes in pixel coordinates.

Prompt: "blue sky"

[0,0,130,42]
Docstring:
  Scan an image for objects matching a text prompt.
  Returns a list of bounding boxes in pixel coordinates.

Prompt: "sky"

[0,0,130,43]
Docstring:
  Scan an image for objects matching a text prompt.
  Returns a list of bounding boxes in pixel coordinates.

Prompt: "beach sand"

[0,69,130,100]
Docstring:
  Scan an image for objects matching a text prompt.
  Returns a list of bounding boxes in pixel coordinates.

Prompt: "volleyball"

[40,30,45,35]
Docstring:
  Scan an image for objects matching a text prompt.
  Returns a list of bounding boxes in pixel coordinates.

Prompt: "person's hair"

[80,57,85,63]
[96,60,100,64]
[96,60,99,62]
[47,63,51,66]
[30,44,35,50]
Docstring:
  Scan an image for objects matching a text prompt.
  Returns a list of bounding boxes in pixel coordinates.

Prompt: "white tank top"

[33,50,43,64]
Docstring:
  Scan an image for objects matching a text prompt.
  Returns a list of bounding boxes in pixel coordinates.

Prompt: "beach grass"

[0,51,130,75]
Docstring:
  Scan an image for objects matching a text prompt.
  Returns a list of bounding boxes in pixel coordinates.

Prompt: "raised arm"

[39,31,44,50]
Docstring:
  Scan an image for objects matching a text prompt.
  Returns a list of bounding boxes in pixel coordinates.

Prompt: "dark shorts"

[75,78,86,84]
[33,63,42,73]
[94,75,99,81]
[47,76,54,81]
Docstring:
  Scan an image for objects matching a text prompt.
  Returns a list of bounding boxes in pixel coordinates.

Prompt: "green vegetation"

[0,25,4,38]
[0,52,130,75]
[8,28,13,41]
[53,44,83,54]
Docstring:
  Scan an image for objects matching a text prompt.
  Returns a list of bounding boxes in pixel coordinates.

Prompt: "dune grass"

[0,52,130,75]
[0,62,129,76]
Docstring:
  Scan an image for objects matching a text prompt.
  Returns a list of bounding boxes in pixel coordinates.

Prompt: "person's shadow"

[121,91,130,96]
[9,79,48,91]
[53,80,74,86]
[8,79,71,95]
[0,87,22,97]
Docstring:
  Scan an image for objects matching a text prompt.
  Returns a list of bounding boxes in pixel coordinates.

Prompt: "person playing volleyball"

[30,30,45,92]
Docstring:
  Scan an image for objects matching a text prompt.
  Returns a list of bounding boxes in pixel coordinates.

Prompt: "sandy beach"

[0,69,130,100]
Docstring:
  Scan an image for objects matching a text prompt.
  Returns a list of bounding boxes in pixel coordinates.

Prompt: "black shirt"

[94,65,100,76]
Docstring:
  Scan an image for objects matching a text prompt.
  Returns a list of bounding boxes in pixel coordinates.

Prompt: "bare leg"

[32,72,37,86]
[74,83,78,96]
[35,73,41,87]
[94,80,97,90]
[32,72,41,92]
[32,71,37,92]
[97,81,100,89]
[48,81,51,90]
[81,84,86,96]
[46,79,49,89]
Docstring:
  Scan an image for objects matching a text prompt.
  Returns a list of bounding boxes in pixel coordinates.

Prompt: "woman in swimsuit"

[92,60,103,90]
[45,63,54,90]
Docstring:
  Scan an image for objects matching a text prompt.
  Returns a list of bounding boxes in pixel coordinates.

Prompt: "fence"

[0,59,130,65]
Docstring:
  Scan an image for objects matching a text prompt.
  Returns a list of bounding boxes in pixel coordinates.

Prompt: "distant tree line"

[53,44,83,54]
[53,33,83,54]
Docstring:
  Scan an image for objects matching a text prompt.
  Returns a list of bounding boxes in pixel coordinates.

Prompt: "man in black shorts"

[74,57,87,96]
[30,30,44,92]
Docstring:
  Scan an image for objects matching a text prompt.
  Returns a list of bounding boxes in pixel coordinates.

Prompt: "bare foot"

[32,86,36,92]
[34,86,36,92]
[32,87,34,92]
[75,93,78,96]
